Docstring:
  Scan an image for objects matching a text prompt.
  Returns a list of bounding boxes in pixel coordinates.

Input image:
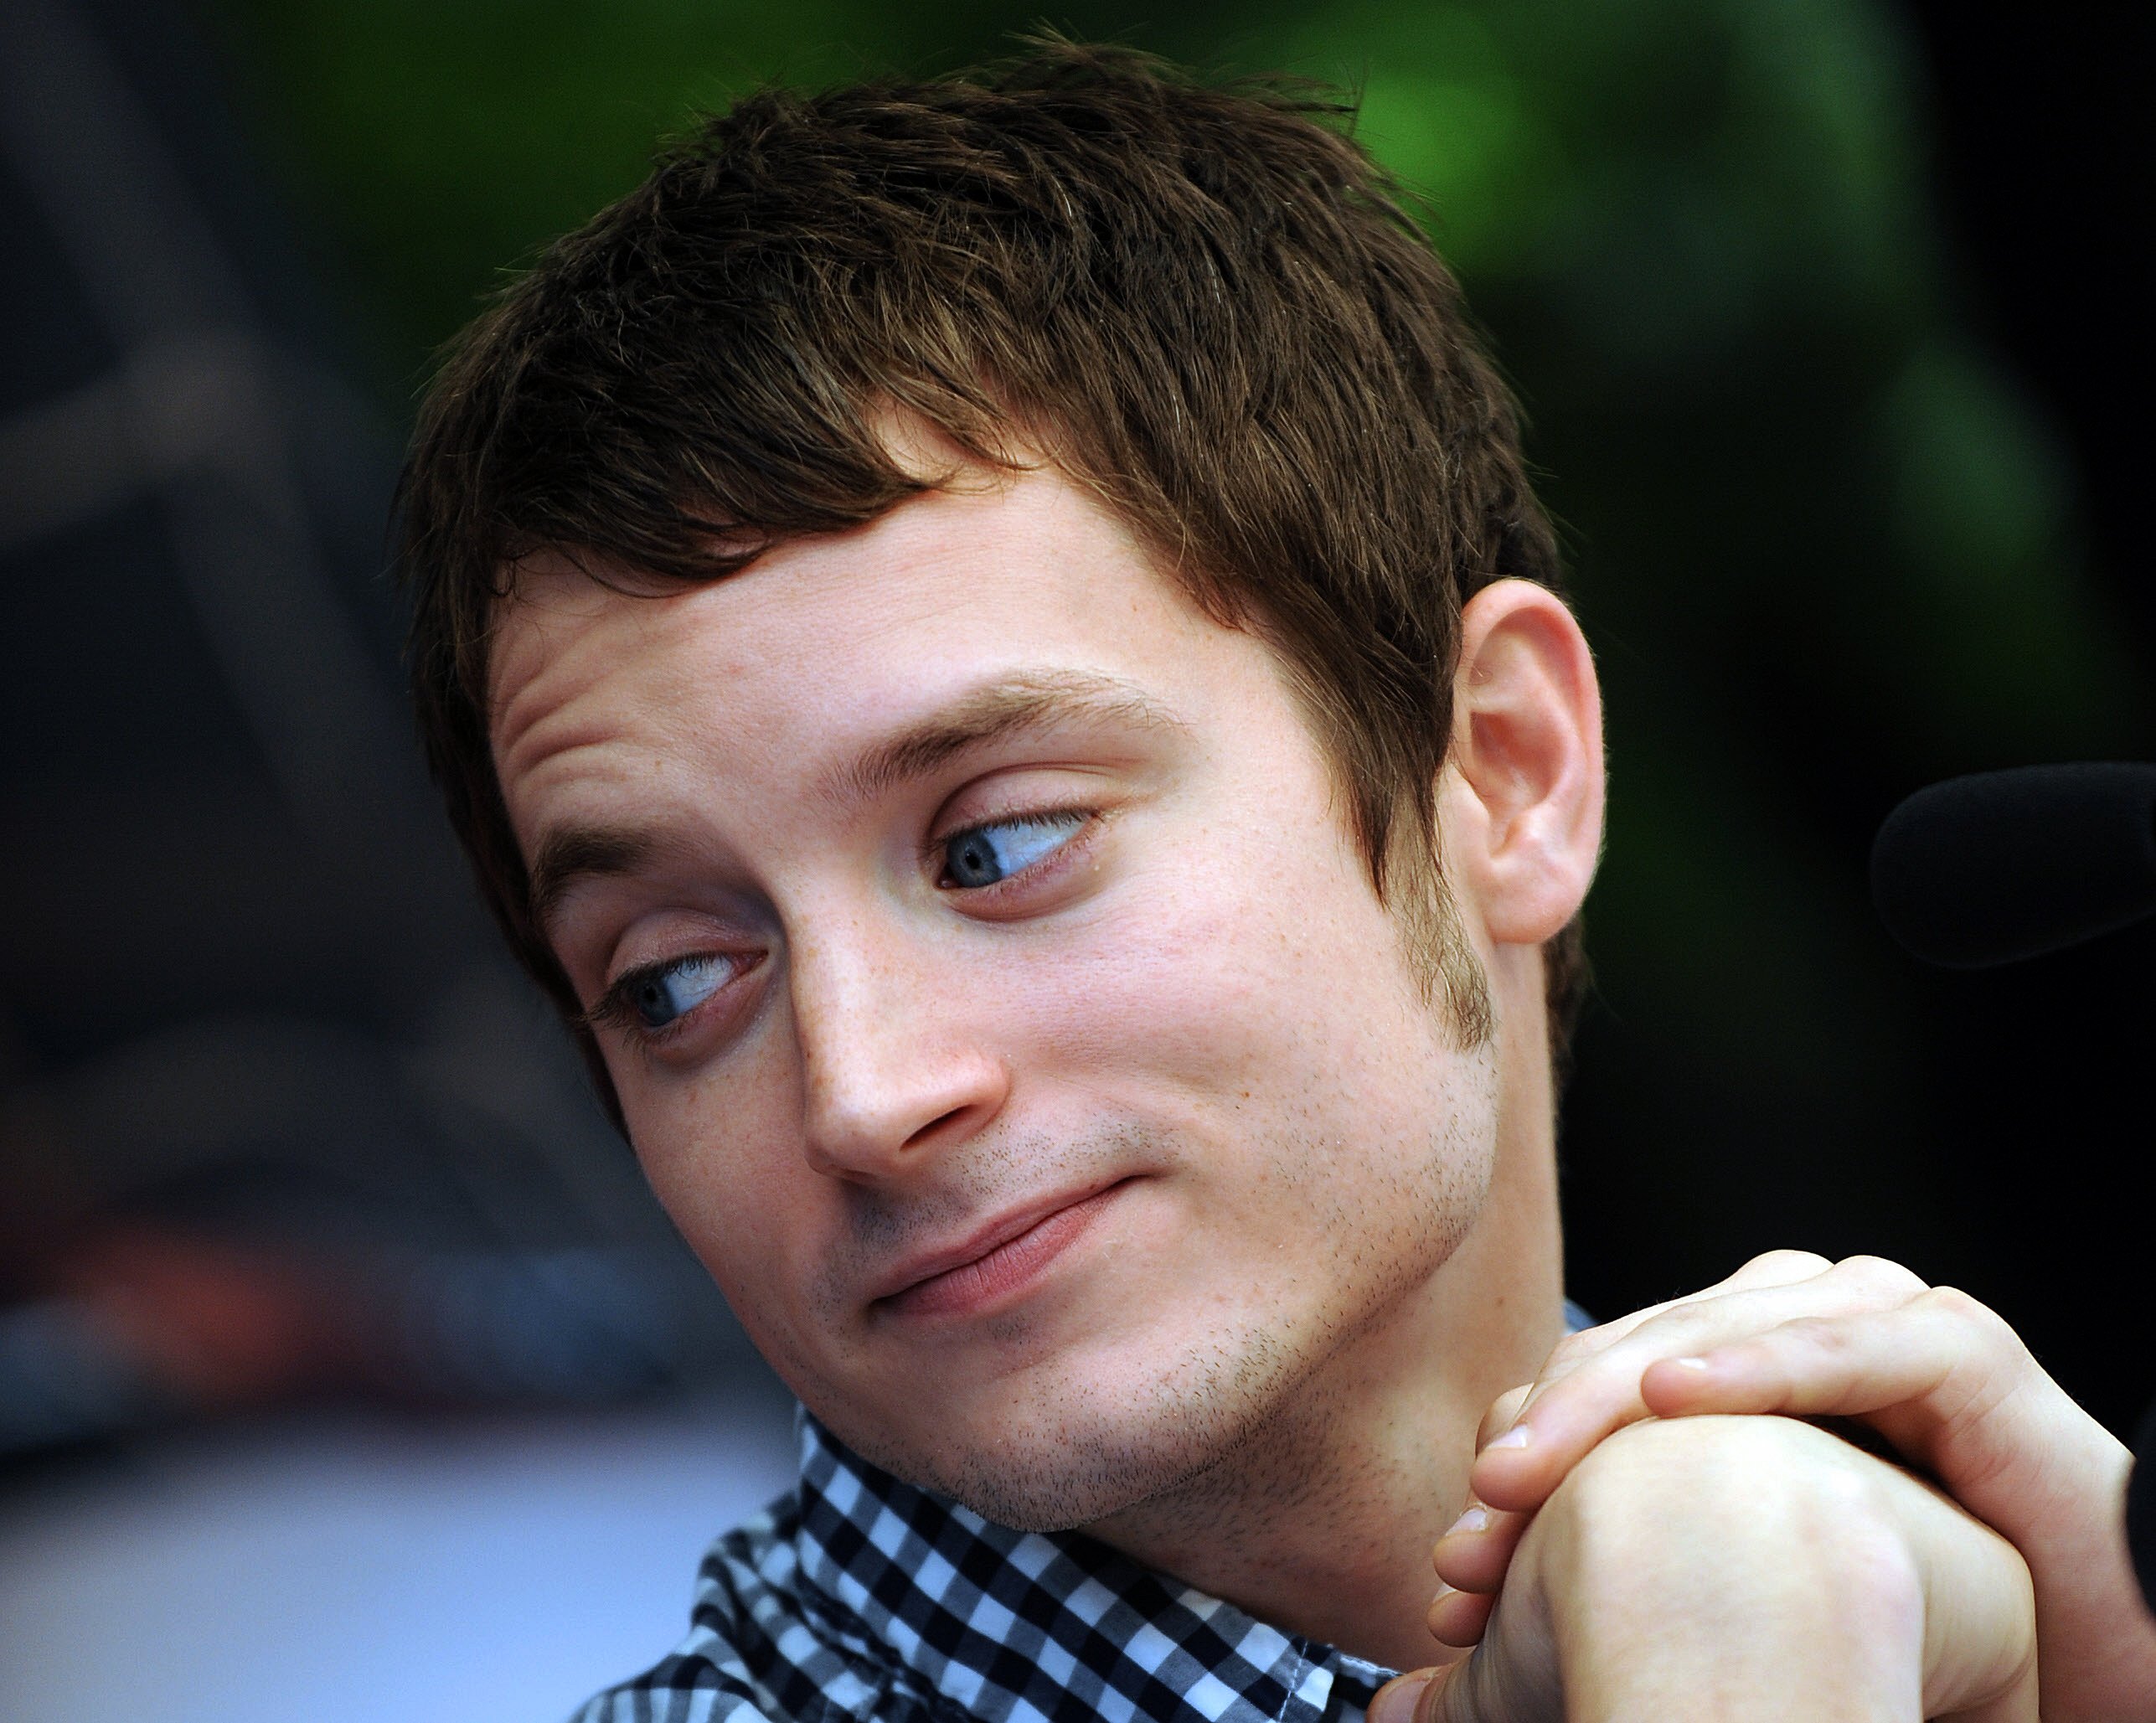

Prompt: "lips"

[871,1178,1131,1320]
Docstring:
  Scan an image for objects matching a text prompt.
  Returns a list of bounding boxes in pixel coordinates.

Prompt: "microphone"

[2137,1401,2156,1617]
[1872,760,2156,1616]
[1870,762,2156,968]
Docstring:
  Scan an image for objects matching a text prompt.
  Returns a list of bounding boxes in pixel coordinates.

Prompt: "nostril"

[903,1105,977,1155]
[794,1015,1009,1174]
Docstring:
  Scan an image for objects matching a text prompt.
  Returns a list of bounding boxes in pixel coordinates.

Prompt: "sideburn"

[1383,810,1496,1051]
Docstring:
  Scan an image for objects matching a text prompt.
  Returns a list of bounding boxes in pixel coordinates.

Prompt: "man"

[397,44,2153,1720]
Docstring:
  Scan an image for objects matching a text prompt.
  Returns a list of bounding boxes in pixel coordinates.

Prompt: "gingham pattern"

[573,1305,1593,1723]
[569,1412,1395,1723]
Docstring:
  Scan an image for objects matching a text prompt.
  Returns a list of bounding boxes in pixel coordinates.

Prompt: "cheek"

[1024,837,1434,1114]
[620,1056,830,1360]
[1019,862,1498,1325]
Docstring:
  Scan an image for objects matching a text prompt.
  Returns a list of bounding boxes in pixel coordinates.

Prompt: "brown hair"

[399,40,1587,1121]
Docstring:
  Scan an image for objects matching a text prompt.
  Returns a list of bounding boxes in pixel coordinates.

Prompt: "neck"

[1082,998,1566,1672]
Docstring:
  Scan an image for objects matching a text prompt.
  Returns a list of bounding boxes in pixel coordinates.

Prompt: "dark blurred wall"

[33,0,2146,1437]
[1552,1,2154,1434]
[0,0,765,1460]
[1813,2,2153,1430]
[1539,3,2156,1434]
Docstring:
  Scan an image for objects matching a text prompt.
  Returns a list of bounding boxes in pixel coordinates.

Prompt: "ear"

[1443,580,1605,947]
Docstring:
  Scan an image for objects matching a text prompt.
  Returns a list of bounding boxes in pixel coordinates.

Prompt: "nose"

[787,918,1009,1181]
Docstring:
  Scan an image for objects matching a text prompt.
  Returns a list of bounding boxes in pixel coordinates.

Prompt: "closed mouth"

[872,1177,1133,1319]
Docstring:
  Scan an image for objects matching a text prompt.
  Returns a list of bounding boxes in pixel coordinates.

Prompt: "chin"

[823,1317,1311,1533]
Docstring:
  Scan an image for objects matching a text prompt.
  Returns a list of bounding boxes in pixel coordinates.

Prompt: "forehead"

[485,467,1277,840]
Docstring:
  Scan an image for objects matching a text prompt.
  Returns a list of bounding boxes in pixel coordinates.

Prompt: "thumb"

[1366,1666,1444,1723]
[1366,1571,1565,1723]
[1366,1650,1540,1723]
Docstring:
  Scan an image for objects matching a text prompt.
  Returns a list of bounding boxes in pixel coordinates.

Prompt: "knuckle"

[1568,1409,1787,1475]
[1551,1416,1909,1575]
[1913,1286,2038,1432]
[1742,1248,1832,1280]
[1628,1285,1739,1349]
[1918,1282,1999,1328]
[1536,1418,1937,1656]
[1916,1284,2024,1363]
[1549,1415,1737,1519]
[1780,1312,1862,1357]
[1832,1253,1928,1302]
[1478,1385,1532,1446]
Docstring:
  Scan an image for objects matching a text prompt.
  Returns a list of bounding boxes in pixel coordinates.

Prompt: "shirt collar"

[791,1412,1396,1723]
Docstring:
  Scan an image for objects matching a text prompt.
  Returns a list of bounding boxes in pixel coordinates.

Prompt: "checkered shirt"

[568,1411,1398,1723]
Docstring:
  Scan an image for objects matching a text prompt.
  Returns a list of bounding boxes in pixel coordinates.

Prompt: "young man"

[398,44,2153,1720]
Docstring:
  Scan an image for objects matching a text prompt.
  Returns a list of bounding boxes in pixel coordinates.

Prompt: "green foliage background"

[199,0,2150,1415]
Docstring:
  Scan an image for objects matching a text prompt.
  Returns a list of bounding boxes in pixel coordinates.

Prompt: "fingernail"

[1368,1670,1434,1723]
[1442,1506,1490,1537]
[1484,1424,1532,1451]
[1669,1355,1710,1371]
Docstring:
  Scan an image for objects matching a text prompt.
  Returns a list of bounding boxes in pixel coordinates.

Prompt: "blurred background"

[1,0,2148,1716]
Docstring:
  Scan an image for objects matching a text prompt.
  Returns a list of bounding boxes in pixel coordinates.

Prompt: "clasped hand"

[1369,1251,2156,1723]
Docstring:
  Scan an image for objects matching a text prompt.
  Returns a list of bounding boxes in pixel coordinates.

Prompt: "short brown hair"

[399,40,1587,1121]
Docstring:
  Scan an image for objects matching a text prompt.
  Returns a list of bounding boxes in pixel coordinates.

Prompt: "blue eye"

[622,953,734,1029]
[941,813,1086,889]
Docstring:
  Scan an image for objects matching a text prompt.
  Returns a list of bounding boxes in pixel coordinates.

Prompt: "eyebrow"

[524,670,1181,931]
[527,824,663,933]
[821,670,1179,811]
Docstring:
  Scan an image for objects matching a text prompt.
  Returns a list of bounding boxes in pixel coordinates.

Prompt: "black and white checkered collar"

[792,1412,1398,1723]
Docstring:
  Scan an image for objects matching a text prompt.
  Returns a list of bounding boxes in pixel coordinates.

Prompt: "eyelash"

[584,953,756,1050]
[928,804,1101,897]
[587,805,1105,1050]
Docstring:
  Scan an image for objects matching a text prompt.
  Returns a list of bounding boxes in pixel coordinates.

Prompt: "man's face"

[490,464,1503,1527]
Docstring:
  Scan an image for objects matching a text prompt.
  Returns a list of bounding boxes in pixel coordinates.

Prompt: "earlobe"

[1448,580,1605,946]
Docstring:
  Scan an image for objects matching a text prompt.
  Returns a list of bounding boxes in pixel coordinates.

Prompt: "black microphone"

[1872,760,2156,1617]
[2136,1401,2156,1618]
[1870,762,2156,968]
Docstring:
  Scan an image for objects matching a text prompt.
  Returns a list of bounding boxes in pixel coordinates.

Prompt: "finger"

[1431,1502,1532,1595]
[1426,1585,1497,1648]
[1385,1606,1560,1723]
[1369,1662,1495,1723]
[1637,1303,2154,1720]
[1489,1250,1839,1432]
[1888,1467,2040,1721]
[1366,1652,1504,1723]
[1553,1251,1836,1365]
[1514,1418,2033,1723]
[1636,1293,2036,1468]
[1473,1257,1930,1513]
[1478,1261,1926,1509]
[1467,1253,1832,1477]
[1639,1312,1957,1421]
[1367,1667,1442,1723]
[1493,1256,1925,1441]
[1474,1385,1532,1452]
